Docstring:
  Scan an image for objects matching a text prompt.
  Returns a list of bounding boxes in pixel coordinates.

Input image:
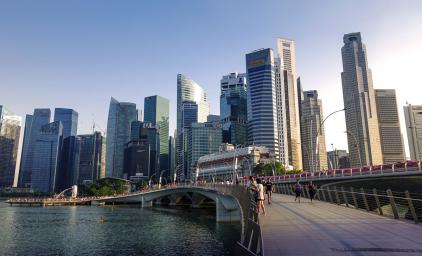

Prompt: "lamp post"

[149,173,157,190]
[313,108,345,173]
[344,130,362,168]
[158,170,167,189]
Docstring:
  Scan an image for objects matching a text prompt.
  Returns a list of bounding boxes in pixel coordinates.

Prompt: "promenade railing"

[273,183,422,224]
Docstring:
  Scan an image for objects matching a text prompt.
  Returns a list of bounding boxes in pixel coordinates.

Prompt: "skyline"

[1,1,422,157]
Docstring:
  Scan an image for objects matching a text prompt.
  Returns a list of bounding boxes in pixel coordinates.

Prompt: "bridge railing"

[273,183,422,224]
[257,160,422,183]
[182,183,263,256]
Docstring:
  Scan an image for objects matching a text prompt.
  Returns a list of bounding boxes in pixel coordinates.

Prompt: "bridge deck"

[260,193,422,256]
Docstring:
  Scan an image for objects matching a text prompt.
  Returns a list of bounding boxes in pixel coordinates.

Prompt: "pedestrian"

[265,179,273,205]
[256,178,266,215]
[294,180,302,203]
[248,176,258,203]
[308,181,316,203]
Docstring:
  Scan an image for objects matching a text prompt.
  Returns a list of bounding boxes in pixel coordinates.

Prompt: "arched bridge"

[93,185,248,223]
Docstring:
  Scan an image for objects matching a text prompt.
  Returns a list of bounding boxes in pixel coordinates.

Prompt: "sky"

[1,0,422,158]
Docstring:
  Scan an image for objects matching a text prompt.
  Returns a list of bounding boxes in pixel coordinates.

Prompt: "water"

[0,201,240,255]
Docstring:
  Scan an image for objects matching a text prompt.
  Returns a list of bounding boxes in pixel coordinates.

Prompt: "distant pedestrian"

[294,181,302,203]
[308,181,316,203]
[248,176,258,203]
[265,179,273,205]
[256,178,266,215]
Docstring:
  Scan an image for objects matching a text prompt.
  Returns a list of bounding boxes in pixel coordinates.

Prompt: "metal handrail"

[273,183,422,224]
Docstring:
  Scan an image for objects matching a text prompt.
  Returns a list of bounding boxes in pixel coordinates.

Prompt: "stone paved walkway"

[259,193,422,256]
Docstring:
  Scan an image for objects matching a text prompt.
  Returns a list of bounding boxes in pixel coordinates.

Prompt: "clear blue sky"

[1,0,421,154]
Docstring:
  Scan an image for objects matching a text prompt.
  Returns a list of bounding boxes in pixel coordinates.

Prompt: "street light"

[158,170,167,189]
[313,108,345,173]
[344,130,363,168]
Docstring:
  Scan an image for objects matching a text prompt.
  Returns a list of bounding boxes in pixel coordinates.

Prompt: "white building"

[404,104,422,161]
[195,145,270,181]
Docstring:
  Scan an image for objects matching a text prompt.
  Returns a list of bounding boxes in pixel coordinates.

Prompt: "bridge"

[90,182,422,255]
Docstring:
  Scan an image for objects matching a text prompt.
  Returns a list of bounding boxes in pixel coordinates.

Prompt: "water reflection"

[0,202,240,255]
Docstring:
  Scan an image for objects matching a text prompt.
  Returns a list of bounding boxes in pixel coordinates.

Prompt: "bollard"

[386,189,399,219]
[361,188,370,212]
[373,188,383,216]
[405,190,418,223]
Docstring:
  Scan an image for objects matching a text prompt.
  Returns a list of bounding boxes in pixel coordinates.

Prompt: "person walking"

[256,178,266,215]
[294,181,302,203]
[308,181,316,203]
[265,179,273,205]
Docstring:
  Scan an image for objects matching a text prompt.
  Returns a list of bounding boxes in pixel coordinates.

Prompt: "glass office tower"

[220,72,248,146]
[0,106,22,187]
[106,97,138,178]
[144,95,170,176]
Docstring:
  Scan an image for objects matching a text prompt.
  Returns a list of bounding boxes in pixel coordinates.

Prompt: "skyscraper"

[0,106,21,188]
[105,97,137,178]
[188,122,222,179]
[375,89,406,163]
[220,72,248,146]
[53,108,78,138]
[404,104,422,161]
[341,32,383,166]
[19,108,51,188]
[78,132,105,184]
[300,90,328,172]
[129,121,160,178]
[144,95,170,176]
[176,74,209,180]
[30,121,63,193]
[246,48,279,160]
[54,108,79,191]
[277,38,302,170]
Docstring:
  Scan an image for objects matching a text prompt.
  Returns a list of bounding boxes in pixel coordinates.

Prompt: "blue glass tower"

[31,121,63,193]
[54,108,78,138]
[19,109,51,188]
[144,95,170,176]
[246,48,279,159]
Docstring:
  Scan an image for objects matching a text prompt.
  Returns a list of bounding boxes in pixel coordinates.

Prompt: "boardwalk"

[260,193,422,256]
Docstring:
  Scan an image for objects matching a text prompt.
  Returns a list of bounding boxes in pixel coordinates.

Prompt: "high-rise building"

[19,109,51,188]
[375,89,406,163]
[274,59,289,166]
[341,32,383,166]
[78,132,105,184]
[105,97,138,178]
[30,121,63,193]
[176,74,209,180]
[177,101,210,180]
[129,121,160,178]
[168,135,175,179]
[404,104,422,161]
[144,95,170,176]
[54,108,79,191]
[246,48,279,161]
[188,122,222,179]
[53,108,78,138]
[220,72,248,146]
[277,38,302,170]
[0,106,21,188]
[124,140,151,178]
[327,149,350,169]
[300,90,328,172]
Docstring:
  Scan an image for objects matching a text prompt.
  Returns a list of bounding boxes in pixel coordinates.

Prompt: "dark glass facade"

[220,73,247,146]
[19,109,51,188]
[144,95,170,176]
[0,106,21,188]
[78,132,104,184]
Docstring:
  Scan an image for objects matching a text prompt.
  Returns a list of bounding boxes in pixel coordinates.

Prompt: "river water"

[0,201,240,255]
